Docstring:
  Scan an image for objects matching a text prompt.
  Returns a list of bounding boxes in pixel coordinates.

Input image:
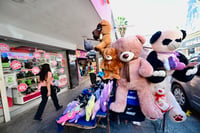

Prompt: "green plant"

[115,16,128,37]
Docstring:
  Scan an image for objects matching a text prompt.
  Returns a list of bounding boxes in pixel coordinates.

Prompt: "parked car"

[171,56,200,112]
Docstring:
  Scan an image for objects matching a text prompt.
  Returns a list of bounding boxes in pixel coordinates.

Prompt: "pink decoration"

[0,43,9,52]
[18,83,28,92]
[44,53,50,59]
[60,68,64,73]
[59,54,63,59]
[32,67,40,74]
[33,52,41,59]
[11,60,21,70]
[52,60,57,66]
[58,75,68,87]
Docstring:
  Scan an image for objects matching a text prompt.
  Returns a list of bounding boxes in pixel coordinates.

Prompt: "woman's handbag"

[52,85,61,93]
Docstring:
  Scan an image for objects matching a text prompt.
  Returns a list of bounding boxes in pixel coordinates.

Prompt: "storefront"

[181,31,200,58]
[0,39,69,122]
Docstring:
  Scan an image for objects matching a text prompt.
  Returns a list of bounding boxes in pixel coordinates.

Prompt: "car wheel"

[171,84,189,111]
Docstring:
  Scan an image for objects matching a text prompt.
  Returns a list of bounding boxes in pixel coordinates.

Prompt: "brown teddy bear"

[109,35,163,120]
[92,20,112,53]
[100,47,122,79]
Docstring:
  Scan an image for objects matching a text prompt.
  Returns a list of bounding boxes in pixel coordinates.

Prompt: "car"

[171,55,200,112]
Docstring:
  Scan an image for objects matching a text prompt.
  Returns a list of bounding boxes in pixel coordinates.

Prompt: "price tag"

[18,83,28,92]
[11,60,21,70]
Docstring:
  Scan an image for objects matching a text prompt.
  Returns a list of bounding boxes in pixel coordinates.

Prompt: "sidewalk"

[0,77,200,133]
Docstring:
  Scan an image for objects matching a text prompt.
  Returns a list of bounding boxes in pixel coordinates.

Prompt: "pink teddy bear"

[109,35,163,119]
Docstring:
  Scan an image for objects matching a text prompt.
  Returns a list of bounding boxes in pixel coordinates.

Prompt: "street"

[0,78,200,133]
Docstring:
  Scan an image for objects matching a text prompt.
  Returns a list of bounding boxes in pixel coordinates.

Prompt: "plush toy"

[146,29,198,122]
[57,104,81,125]
[109,35,163,119]
[85,94,95,121]
[68,108,86,123]
[100,80,113,112]
[91,81,113,120]
[92,19,112,53]
[100,47,122,79]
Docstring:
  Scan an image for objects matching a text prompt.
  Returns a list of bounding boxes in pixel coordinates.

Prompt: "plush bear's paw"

[109,102,125,113]
[186,67,198,76]
[169,109,186,123]
[112,74,120,79]
[152,70,166,77]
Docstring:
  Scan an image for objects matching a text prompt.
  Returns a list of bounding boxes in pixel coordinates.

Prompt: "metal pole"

[0,54,11,122]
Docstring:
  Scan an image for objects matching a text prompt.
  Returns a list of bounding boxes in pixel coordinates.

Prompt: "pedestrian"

[88,62,96,85]
[34,63,63,121]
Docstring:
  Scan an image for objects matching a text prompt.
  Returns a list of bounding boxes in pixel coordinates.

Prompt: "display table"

[57,109,110,133]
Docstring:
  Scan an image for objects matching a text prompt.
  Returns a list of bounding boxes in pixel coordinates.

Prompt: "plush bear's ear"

[180,30,187,40]
[150,31,161,44]
[136,35,146,44]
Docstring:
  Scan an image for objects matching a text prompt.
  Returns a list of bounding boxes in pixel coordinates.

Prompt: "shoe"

[34,117,42,121]
[56,105,63,111]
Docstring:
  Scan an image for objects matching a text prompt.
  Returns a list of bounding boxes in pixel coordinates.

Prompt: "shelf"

[17,76,39,81]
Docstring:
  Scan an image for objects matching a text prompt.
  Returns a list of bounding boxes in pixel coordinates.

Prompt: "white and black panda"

[146,29,197,123]
[147,29,197,83]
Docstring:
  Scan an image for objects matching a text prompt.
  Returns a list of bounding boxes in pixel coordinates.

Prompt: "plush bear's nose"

[123,54,129,59]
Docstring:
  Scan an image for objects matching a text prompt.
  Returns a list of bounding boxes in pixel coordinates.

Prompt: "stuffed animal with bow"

[109,35,163,120]
[100,47,122,79]
[146,29,198,122]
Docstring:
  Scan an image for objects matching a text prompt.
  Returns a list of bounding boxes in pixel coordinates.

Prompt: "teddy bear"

[109,35,163,119]
[100,47,122,79]
[146,29,198,122]
[92,19,112,53]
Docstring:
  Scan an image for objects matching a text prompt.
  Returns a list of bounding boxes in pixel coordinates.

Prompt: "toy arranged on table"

[91,80,113,120]
[85,94,95,121]
[109,35,163,119]
[68,108,86,123]
[57,103,81,125]
[146,29,198,122]
[73,90,91,108]
[92,19,112,53]
[100,47,122,79]
[62,101,79,115]
[91,98,100,120]
[100,80,113,112]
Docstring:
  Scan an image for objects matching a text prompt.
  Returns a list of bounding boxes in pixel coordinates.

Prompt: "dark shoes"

[56,105,63,111]
[34,117,42,121]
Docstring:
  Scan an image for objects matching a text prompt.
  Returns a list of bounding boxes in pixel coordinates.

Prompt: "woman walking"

[34,63,62,121]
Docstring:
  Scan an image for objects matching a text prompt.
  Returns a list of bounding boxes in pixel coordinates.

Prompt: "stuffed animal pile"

[56,80,114,125]
[146,29,198,122]
[93,20,122,80]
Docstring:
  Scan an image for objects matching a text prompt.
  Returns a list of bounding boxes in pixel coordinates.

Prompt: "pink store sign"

[32,67,40,74]
[18,83,28,92]
[75,50,87,58]
[33,52,41,59]
[0,43,9,52]
[59,68,64,74]
[44,53,50,59]
[11,60,21,70]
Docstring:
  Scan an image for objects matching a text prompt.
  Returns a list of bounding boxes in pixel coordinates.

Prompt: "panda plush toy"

[146,29,198,123]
